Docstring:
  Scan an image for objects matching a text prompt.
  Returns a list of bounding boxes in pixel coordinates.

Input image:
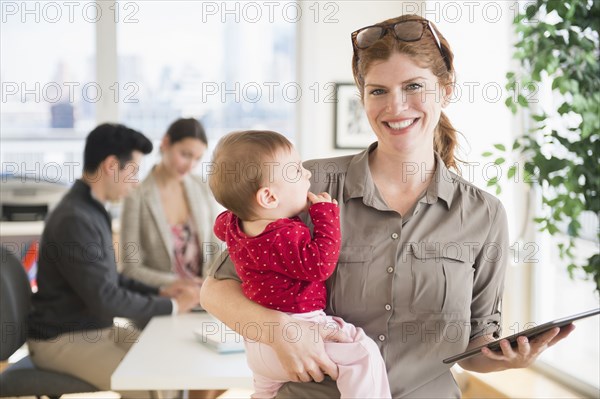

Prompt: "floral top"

[171,219,201,279]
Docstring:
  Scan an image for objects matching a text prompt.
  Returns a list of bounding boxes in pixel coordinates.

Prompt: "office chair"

[0,246,98,399]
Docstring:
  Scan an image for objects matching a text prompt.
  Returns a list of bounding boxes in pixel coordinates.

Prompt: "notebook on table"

[194,319,245,354]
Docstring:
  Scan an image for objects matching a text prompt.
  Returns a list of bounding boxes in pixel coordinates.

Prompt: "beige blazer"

[119,171,221,287]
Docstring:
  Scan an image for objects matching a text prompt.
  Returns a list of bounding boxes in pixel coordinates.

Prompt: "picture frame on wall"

[334,83,374,149]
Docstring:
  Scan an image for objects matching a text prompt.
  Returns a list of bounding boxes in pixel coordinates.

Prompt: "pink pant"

[244,310,391,399]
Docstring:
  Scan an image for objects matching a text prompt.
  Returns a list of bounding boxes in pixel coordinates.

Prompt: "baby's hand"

[307,192,338,205]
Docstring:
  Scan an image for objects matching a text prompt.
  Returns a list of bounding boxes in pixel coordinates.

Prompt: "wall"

[294,1,519,220]
[296,0,516,187]
[295,1,409,159]
[295,0,525,326]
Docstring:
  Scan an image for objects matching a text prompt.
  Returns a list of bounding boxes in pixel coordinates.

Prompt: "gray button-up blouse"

[210,143,509,398]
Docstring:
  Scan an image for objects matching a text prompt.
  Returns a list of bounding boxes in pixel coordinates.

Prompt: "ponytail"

[434,111,459,171]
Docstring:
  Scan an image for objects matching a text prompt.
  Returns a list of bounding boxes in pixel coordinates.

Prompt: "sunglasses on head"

[351,19,451,72]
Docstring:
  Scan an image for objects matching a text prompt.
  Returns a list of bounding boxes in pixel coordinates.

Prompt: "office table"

[111,313,253,390]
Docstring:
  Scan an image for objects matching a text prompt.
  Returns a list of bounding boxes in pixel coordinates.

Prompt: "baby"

[209,130,390,399]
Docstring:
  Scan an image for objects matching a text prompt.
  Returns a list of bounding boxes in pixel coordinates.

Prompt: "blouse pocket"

[409,242,474,315]
[329,246,373,316]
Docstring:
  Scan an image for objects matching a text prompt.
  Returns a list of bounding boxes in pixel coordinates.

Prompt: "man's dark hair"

[83,123,153,173]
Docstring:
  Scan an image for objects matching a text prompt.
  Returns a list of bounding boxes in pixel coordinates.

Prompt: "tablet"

[443,308,600,364]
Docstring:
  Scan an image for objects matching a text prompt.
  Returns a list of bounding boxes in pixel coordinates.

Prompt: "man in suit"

[27,123,199,398]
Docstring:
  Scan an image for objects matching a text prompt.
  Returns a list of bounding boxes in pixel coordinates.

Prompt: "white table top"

[0,221,45,237]
[0,219,120,237]
[111,313,253,390]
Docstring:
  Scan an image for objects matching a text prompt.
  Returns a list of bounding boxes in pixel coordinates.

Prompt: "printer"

[0,175,69,221]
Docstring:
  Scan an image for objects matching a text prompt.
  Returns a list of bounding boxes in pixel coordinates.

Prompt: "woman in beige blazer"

[120,118,220,287]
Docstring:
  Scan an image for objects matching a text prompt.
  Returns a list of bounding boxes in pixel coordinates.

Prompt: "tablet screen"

[443,308,600,364]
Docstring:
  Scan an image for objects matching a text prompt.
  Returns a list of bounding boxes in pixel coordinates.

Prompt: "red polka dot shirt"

[213,202,341,313]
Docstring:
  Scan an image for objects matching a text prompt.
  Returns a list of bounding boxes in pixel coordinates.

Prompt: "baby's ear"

[255,187,279,209]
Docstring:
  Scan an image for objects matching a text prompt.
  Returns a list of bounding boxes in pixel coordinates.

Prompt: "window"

[116,0,296,141]
[522,10,600,392]
[1,1,96,137]
[532,218,600,393]
[2,0,296,180]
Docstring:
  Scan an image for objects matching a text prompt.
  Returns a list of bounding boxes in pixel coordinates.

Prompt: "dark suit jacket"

[28,180,172,340]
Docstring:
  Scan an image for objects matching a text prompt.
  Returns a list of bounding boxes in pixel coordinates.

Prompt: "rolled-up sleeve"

[469,201,509,340]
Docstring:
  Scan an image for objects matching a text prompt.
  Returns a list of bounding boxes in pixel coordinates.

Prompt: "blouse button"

[387,266,394,273]
[385,304,392,311]
[378,334,386,342]
[391,233,399,240]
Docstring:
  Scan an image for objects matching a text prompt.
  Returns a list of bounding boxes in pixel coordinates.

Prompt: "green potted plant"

[485,0,599,291]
